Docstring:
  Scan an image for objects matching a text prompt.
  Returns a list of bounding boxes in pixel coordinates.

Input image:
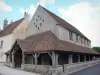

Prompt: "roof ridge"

[2,18,24,32]
[0,18,24,36]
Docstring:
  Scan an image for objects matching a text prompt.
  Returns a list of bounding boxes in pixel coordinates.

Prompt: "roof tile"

[16,31,99,55]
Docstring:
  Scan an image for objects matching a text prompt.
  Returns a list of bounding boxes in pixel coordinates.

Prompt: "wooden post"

[12,52,14,68]
[70,54,73,64]
[78,55,80,63]
[48,52,59,67]
[84,55,86,62]
[56,53,59,66]
[52,52,56,67]
[32,53,40,66]
[6,54,8,62]
[35,53,37,65]
[22,52,25,64]
[68,54,73,64]
[68,54,70,64]
[89,55,90,61]
[92,56,94,60]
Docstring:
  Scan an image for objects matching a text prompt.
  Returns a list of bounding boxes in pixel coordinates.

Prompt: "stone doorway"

[14,48,22,68]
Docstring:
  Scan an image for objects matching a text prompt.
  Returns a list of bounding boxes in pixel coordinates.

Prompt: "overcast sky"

[0,0,100,47]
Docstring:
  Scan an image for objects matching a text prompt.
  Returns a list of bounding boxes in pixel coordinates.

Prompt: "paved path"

[0,63,41,75]
[69,63,100,75]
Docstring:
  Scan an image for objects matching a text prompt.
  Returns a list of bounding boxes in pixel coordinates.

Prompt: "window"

[0,41,3,48]
[69,31,73,41]
[38,15,40,18]
[38,27,39,30]
[36,19,38,21]
[78,36,81,43]
[84,39,86,45]
[34,23,35,25]
[87,41,90,47]
[36,25,37,28]
[40,17,42,20]
[40,23,42,26]
[43,19,44,22]
[76,34,78,42]
[81,37,83,44]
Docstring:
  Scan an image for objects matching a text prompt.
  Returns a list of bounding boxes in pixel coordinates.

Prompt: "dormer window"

[69,31,73,41]
[87,41,89,46]
[84,39,86,45]
[81,37,83,44]
[78,36,81,43]
[76,34,78,42]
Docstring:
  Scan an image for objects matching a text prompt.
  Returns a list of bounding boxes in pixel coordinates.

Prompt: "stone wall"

[4,60,100,75]
[21,64,64,75]
[21,60,100,75]
[5,62,12,68]
[63,60,100,74]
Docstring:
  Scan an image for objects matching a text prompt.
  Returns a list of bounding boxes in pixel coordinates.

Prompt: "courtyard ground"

[0,63,41,75]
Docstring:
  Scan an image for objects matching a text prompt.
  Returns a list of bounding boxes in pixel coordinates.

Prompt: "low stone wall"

[21,60,100,75]
[21,64,52,75]
[5,62,12,68]
[21,64,63,75]
[64,60,100,74]
[5,60,100,75]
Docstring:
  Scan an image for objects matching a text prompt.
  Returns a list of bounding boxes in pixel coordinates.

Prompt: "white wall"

[13,16,30,39]
[0,34,14,62]
[0,16,30,62]
[26,6,59,38]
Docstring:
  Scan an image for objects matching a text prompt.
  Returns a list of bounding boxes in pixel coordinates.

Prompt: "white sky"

[58,2,100,47]
[0,0,100,47]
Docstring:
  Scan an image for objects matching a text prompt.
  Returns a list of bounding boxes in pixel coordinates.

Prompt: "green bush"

[92,47,100,53]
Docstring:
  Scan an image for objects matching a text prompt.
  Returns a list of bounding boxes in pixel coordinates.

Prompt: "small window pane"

[76,34,78,42]
[40,23,42,26]
[69,31,73,41]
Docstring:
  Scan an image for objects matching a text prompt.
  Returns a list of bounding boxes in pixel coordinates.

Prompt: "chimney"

[3,18,8,29]
[10,20,13,24]
[24,12,28,18]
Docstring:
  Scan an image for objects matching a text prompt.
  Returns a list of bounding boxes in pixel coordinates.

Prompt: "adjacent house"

[0,12,30,62]
[5,5,100,74]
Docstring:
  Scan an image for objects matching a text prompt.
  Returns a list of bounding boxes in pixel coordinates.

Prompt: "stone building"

[5,5,100,74]
[0,12,30,62]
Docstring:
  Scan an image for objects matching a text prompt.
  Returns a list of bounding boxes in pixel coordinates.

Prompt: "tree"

[92,47,100,53]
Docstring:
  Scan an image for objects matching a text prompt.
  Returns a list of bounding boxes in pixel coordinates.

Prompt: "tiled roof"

[14,31,99,55]
[0,18,24,37]
[40,5,90,41]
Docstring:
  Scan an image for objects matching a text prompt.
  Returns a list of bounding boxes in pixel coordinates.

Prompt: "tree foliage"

[92,47,100,53]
